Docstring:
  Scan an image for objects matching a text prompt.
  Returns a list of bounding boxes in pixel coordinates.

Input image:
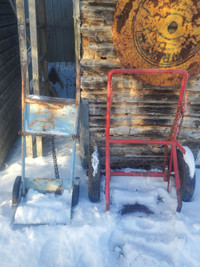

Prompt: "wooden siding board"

[0,45,19,67]
[0,53,20,80]
[0,8,14,16]
[0,62,20,93]
[0,98,20,138]
[0,120,19,167]
[0,25,18,41]
[45,0,75,62]
[0,77,21,115]
[0,34,18,53]
[0,1,21,167]
[0,15,17,27]
[79,0,200,168]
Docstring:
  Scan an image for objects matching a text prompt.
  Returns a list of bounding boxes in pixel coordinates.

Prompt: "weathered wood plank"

[89,125,200,140]
[0,25,18,41]
[81,73,200,92]
[89,103,200,117]
[29,0,42,157]
[0,102,20,138]
[0,105,20,145]
[0,53,20,80]
[81,90,200,105]
[100,156,166,169]
[81,5,114,25]
[0,63,20,94]
[0,45,19,67]
[29,0,40,95]
[89,115,200,129]
[80,58,121,73]
[16,0,33,158]
[0,122,19,167]
[81,0,117,3]
[0,34,18,53]
[81,24,113,42]
[0,80,21,121]
[1,72,20,100]
[80,0,117,6]
[0,7,14,15]
[0,15,17,26]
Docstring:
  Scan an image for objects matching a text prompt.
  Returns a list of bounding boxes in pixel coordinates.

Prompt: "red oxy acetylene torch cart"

[105,69,196,213]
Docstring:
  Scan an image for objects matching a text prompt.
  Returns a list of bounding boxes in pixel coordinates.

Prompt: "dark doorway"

[45,0,76,99]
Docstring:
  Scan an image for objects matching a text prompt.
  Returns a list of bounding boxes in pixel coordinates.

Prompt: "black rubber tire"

[72,178,80,207]
[12,176,22,207]
[177,149,196,202]
[88,147,101,202]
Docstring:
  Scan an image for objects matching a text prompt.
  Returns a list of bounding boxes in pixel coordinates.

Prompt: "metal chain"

[177,106,185,140]
[50,136,60,180]
[168,104,184,141]
[163,104,184,171]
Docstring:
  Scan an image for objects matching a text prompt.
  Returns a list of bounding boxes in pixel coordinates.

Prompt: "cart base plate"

[13,189,72,225]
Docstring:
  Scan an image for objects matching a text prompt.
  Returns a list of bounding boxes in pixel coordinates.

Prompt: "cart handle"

[107,69,188,107]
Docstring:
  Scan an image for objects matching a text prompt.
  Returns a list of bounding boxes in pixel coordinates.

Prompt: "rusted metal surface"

[25,177,70,193]
[113,0,200,86]
[24,98,77,137]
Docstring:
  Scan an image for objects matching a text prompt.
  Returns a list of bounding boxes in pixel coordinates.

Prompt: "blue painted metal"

[21,136,26,196]
[24,99,77,137]
[70,139,77,191]
[17,59,80,224]
[25,177,70,193]
[21,95,79,195]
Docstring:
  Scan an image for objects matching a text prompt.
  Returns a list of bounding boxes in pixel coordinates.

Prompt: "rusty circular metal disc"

[113,0,200,86]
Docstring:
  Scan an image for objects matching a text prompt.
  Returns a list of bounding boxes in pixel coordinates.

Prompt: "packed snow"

[91,146,99,177]
[0,137,200,267]
[183,146,196,178]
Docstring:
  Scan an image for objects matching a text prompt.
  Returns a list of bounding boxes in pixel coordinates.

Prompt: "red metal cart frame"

[105,69,188,212]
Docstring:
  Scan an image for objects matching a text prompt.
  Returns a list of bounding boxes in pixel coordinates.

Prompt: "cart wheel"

[88,147,101,202]
[177,148,196,202]
[12,176,22,207]
[72,177,80,207]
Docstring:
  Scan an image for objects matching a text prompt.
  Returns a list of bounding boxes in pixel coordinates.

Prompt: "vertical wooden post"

[16,0,33,157]
[28,0,42,157]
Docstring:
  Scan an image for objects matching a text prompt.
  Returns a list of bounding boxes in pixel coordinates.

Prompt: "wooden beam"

[28,0,42,157]
[28,0,39,95]
[16,0,34,158]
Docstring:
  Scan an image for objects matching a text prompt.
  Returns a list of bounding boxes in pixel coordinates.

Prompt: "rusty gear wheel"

[113,0,200,86]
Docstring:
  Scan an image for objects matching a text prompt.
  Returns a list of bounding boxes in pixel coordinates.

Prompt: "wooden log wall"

[80,0,200,169]
[0,0,21,167]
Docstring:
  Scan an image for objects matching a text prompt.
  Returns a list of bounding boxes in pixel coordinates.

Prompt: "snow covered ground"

[0,137,200,267]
